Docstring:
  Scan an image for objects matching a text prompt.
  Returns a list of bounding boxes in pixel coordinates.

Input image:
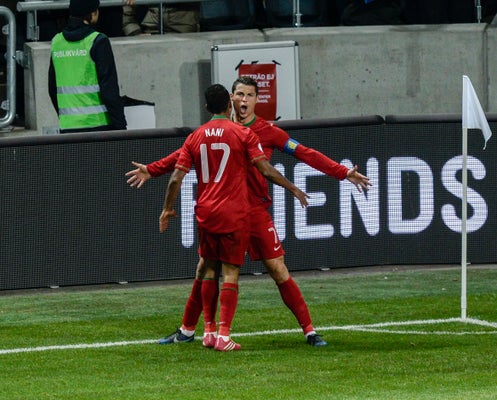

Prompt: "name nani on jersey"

[204,128,224,137]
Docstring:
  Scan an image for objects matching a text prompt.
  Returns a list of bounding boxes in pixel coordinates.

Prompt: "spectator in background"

[48,0,127,133]
[96,5,127,37]
[34,1,135,40]
[38,10,69,42]
[403,0,475,24]
[341,0,404,25]
[254,0,269,28]
[123,2,200,35]
[480,0,497,23]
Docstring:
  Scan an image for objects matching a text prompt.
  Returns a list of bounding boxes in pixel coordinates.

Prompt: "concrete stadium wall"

[22,23,497,135]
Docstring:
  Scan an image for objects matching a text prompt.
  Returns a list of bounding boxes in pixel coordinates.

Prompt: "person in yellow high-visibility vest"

[48,0,127,133]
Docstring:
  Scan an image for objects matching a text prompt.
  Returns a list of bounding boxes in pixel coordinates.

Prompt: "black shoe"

[157,328,194,345]
[306,333,328,346]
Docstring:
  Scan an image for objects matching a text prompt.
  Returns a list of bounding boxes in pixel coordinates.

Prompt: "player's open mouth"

[240,105,247,113]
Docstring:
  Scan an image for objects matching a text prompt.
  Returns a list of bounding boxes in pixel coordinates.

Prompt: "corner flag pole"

[461,75,492,320]
[461,126,468,320]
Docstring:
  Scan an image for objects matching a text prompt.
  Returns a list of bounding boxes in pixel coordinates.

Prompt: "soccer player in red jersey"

[126,77,371,347]
[159,83,308,351]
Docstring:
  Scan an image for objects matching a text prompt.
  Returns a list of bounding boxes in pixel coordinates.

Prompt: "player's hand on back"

[293,188,310,208]
[159,209,177,233]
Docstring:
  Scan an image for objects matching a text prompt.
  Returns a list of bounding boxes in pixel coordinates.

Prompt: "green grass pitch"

[1,265,496,399]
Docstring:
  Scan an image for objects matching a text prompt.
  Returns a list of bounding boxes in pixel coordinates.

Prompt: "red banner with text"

[238,63,277,121]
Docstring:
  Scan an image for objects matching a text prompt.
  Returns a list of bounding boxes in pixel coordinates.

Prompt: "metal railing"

[16,0,212,41]
[0,6,16,129]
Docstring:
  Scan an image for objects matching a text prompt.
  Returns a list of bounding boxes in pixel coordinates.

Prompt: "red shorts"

[247,206,285,261]
[197,226,249,266]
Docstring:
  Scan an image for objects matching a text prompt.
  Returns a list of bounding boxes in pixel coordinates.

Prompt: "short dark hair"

[231,76,259,95]
[205,84,230,114]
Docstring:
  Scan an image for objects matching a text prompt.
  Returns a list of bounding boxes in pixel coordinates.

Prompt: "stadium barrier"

[0,6,16,128]
[16,0,214,40]
[19,22,493,136]
[1,114,497,290]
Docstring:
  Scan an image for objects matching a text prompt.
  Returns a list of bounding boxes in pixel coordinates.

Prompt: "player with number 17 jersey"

[175,115,267,233]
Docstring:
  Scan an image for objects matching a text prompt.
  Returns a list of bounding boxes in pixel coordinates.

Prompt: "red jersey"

[244,116,349,208]
[175,116,266,233]
[147,116,349,208]
[147,148,181,177]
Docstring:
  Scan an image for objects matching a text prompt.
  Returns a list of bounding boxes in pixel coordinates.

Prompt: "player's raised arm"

[284,139,371,193]
[125,149,182,189]
[125,161,151,188]
[254,158,309,208]
[346,165,371,193]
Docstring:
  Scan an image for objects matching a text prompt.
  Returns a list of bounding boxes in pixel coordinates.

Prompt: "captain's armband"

[283,138,300,155]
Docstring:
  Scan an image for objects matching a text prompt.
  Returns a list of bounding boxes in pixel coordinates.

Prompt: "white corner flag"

[460,75,492,320]
[462,75,492,149]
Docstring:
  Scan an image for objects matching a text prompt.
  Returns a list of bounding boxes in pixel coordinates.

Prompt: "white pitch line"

[0,340,157,355]
[1,318,496,355]
[331,328,497,335]
[316,317,497,330]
